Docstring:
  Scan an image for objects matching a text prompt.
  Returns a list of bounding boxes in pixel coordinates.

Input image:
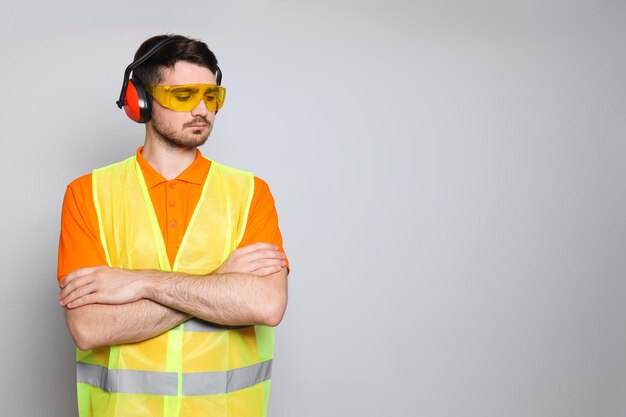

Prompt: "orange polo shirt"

[57,147,287,281]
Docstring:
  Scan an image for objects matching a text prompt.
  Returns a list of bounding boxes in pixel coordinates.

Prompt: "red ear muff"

[123,79,152,123]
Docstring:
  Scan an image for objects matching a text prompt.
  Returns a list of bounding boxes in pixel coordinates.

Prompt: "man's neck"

[141,139,197,180]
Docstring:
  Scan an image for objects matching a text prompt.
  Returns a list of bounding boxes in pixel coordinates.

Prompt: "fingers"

[217,243,285,275]
[61,266,104,288]
[227,250,285,274]
[64,293,98,309]
[59,275,94,300]
[235,242,278,255]
[248,258,287,274]
[60,281,97,308]
[245,249,285,262]
[238,250,285,264]
[229,247,284,265]
[253,265,286,277]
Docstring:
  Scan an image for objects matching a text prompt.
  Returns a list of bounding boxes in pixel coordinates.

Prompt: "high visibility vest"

[75,155,275,417]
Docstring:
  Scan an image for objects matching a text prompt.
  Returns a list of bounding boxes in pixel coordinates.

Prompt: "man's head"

[132,35,220,87]
[131,34,223,150]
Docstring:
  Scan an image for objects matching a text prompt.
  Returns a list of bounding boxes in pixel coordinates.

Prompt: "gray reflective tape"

[77,362,178,396]
[226,359,273,393]
[76,359,272,396]
[183,359,273,396]
[183,318,251,333]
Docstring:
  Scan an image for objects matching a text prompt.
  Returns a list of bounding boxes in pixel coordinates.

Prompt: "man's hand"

[215,242,286,276]
[59,266,145,309]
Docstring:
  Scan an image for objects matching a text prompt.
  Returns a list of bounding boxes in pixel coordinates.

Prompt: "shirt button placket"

[167,182,178,232]
[165,182,176,238]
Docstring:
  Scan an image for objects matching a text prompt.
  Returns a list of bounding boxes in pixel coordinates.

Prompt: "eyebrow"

[171,87,199,93]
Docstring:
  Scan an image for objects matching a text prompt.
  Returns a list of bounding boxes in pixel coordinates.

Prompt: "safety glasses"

[146,84,226,112]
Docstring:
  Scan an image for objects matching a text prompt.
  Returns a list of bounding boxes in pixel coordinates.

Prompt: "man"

[57,34,289,417]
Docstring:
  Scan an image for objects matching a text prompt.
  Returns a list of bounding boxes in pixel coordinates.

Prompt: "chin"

[158,134,209,150]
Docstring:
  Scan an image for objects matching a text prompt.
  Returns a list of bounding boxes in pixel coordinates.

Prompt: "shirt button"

[170,221,177,228]
[169,183,176,189]
[169,201,176,207]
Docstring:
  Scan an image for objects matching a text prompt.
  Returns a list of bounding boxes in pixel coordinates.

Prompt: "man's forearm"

[141,268,288,327]
[65,299,190,350]
[60,248,289,345]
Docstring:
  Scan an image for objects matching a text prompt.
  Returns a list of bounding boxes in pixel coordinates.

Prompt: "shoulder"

[66,155,137,200]
[248,175,278,215]
[207,158,254,178]
[252,176,272,198]
[201,158,276,201]
[93,156,136,176]
[206,159,256,197]
[68,172,92,187]
[66,173,93,202]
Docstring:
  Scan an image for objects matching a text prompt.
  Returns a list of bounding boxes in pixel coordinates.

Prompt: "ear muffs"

[122,78,152,123]
[117,36,223,123]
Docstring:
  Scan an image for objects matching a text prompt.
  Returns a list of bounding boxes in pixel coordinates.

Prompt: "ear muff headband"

[116,37,223,123]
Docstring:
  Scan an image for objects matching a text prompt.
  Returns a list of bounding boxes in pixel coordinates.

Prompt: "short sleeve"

[238,177,289,270]
[57,174,108,282]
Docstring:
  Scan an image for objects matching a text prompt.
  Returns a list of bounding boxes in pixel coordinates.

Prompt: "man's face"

[148,61,218,149]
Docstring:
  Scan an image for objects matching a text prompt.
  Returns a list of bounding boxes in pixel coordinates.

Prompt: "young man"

[57,34,289,417]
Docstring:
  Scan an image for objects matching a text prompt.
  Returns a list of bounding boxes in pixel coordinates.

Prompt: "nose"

[191,97,209,117]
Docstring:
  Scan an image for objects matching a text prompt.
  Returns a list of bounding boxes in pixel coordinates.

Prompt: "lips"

[185,118,210,128]
[185,122,210,128]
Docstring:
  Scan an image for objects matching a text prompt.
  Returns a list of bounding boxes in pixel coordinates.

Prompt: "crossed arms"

[59,243,288,351]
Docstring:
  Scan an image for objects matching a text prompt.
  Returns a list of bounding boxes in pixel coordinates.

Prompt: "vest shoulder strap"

[205,160,255,248]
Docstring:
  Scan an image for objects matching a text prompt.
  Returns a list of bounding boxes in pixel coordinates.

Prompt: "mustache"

[184,117,211,127]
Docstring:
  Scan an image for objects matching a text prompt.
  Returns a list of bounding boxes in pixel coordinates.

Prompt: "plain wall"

[1,1,625,416]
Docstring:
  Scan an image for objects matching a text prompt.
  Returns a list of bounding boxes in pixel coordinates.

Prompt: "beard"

[151,114,213,150]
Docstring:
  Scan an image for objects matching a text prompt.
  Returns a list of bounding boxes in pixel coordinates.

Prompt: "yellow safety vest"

[75,155,275,417]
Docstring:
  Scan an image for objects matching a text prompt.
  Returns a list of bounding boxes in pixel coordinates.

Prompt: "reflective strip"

[183,359,272,396]
[77,362,178,396]
[77,359,272,396]
[179,318,251,332]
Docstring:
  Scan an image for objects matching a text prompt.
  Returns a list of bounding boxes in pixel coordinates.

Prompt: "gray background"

[1,1,625,416]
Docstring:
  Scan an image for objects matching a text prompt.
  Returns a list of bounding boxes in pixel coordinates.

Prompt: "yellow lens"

[146,84,226,112]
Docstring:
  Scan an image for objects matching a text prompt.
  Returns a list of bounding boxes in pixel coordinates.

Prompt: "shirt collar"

[136,146,211,189]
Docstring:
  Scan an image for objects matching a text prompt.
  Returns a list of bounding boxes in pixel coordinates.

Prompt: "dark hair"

[132,34,219,85]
